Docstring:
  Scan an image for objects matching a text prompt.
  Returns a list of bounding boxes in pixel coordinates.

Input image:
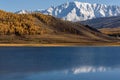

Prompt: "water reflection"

[71,66,111,74]
[0,47,120,80]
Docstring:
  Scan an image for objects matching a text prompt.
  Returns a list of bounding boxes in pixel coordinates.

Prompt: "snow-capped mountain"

[15,1,120,21]
[15,10,30,14]
[40,1,120,21]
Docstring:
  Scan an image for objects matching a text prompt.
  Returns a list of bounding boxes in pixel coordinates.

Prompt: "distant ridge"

[15,10,29,14]
[81,16,120,29]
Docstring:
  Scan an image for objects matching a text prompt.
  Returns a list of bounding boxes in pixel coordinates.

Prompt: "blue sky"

[0,0,120,12]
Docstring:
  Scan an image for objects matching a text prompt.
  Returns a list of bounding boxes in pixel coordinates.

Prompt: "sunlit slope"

[0,10,116,44]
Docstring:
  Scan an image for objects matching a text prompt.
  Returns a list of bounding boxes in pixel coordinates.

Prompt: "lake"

[0,47,120,80]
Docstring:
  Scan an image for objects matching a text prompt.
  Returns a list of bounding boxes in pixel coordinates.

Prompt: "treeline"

[0,10,87,36]
[0,10,49,36]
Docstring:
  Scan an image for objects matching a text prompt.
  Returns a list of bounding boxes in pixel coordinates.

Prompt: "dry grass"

[0,34,119,47]
[99,28,120,35]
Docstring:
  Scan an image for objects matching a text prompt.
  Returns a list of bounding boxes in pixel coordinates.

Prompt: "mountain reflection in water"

[0,47,120,80]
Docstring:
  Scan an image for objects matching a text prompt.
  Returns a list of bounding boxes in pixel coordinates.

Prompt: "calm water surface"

[0,47,120,80]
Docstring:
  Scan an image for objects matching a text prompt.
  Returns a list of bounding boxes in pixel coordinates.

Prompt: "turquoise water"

[0,47,120,80]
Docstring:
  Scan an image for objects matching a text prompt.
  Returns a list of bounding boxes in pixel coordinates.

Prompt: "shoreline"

[0,42,120,47]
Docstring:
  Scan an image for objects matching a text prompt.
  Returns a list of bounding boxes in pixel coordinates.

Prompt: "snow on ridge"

[15,10,29,14]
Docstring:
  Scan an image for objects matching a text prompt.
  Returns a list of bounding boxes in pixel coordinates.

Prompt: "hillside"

[81,16,120,37]
[81,16,120,29]
[0,10,118,45]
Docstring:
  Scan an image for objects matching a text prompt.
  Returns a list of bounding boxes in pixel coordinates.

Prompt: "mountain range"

[16,1,120,21]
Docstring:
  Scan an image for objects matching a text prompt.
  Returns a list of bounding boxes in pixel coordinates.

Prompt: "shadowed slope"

[81,16,120,37]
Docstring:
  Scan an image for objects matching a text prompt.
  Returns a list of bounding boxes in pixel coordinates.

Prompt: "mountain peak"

[15,10,29,14]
